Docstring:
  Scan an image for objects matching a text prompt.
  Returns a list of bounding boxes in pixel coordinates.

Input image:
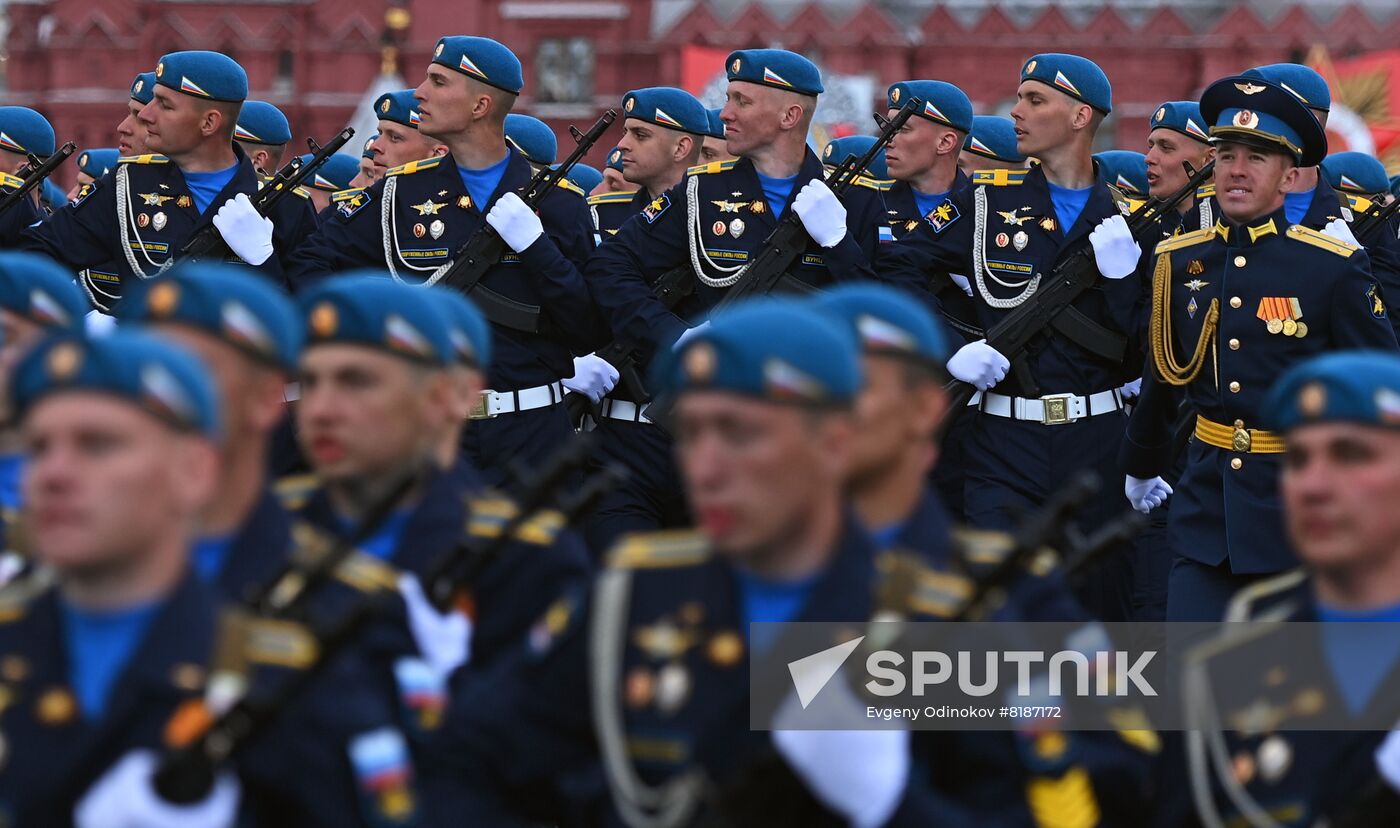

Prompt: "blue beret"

[1094,150,1149,196]
[363,134,379,160]
[1245,63,1331,112]
[0,107,55,157]
[154,51,248,103]
[559,162,603,195]
[725,49,823,97]
[604,145,625,171]
[963,116,1025,163]
[115,264,302,371]
[299,274,456,367]
[504,114,557,166]
[1322,151,1390,196]
[12,331,221,438]
[374,90,422,130]
[426,286,492,369]
[1391,174,1400,200]
[300,153,360,192]
[0,252,88,331]
[432,36,523,95]
[705,108,726,140]
[822,136,887,180]
[810,283,950,365]
[1200,74,1327,167]
[1149,101,1210,145]
[1263,351,1400,432]
[130,72,157,105]
[622,87,709,136]
[78,148,119,179]
[886,80,973,133]
[653,299,860,406]
[1020,53,1111,115]
[235,101,291,145]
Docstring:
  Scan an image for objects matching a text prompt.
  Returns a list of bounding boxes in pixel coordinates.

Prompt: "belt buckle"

[468,390,498,420]
[1232,426,1252,452]
[1039,394,1073,425]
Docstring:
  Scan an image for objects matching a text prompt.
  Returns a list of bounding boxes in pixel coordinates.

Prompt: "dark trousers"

[582,419,689,560]
[1164,554,1267,621]
[461,403,576,492]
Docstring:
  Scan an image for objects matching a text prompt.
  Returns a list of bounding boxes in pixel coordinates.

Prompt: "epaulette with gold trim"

[1286,224,1358,257]
[555,177,585,197]
[273,473,321,511]
[291,186,311,199]
[850,175,888,191]
[686,159,738,176]
[386,156,445,177]
[0,171,24,190]
[1195,183,1216,200]
[331,187,367,203]
[1224,569,1308,622]
[1153,226,1215,255]
[587,191,637,206]
[117,154,169,165]
[607,529,711,570]
[874,549,973,619]
[971,168,1028,187]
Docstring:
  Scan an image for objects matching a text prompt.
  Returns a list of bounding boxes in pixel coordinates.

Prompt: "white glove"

[1322,217,1360,247]
[1376,730,1400,792]
[1120,377,1142,400]
[74,749,240,828]
[792,179,847,248]
[1125,475,1173,514]
[562,353,620,404]
[1088,214,1141,280]
[948,273,973,297]
[946,340,1009,391]
[211,193,274,266]
[672,321,710,352]
[773,678,910,828]
[485,191,544,253]
[398,573,472,679]
[84,310,118,337]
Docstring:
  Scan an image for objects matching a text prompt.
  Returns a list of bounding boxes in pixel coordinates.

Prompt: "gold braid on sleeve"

[1149,251,1218,386]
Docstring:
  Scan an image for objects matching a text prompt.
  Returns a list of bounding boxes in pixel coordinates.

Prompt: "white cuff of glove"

[74,749,241,828]
[1322,217,1360,247]
[1120,377,1143,400]
[792,179,848,248]
[562,353,620,403]
[398,573,472,679]
[948,273,974,297]
[1125,475,1172,514]
[1376,730,1400,793]
[1088,214,1140,280]
[672,321,710,352]
[211,192,275,266]
[485,192,545,253]
[946,340,1010,391]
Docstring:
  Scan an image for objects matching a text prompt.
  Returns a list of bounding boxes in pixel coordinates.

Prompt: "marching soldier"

[285,36,597,487]
[1179,350,1400,827]
[581,50,888,553]
[881,81,973,232]
[65,149,119,204]
[0,106,54,242]
[368,90,447,180]
[581,86,708,555]
[957,115,1025,176]
[877,53,1144,619]
[698,106,736,165]
[353,133,379,188]
[1120,75,1399,621]
[235,99,293,176]
[117,72,156,157]
[1144,101,1214,237]
[21,51,319,298]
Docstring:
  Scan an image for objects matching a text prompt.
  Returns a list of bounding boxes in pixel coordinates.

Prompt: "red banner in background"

[681,45,732,98]
[1311,46,1400,170]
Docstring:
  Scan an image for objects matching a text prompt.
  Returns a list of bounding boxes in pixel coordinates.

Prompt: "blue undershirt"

[1317,600,1400,715]
[1047,182,1093,234]
[867,521,906,552]
[1284,188,1314,226]
[191,533,235,583]
[337,509,413,562]
[912,189,949,222]
[756,171,799,217]
[0,453,24,511]
[738,568,818,654]
[458,152,511,214]
[62,601,160,720]
[182,162,239,215]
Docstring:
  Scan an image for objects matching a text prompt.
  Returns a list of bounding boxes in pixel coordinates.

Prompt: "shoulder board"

[971,169,1027,186]
[686,159,738,176]
[555,177,585,197]
[465,493,520,540]
[874,549,974,619]
[0,172,23,190]
[1195,183,1216,199]
[331,187,367,203]
[850,175,888,191]
[1224,569,1308,622]
[1154,226,1215,255]
[273,473,321,510]
[386,156,445,177]
[117,154,169,165]
[587,191,636,206]
[607,529,711,570]
[291,186,311,199]
[1287,224,1359,257]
